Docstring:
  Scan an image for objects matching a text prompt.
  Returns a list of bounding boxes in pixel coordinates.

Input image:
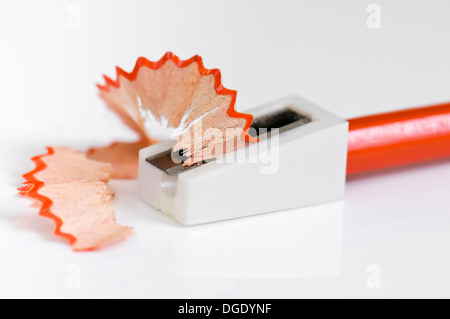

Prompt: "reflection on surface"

[138,200,344,278]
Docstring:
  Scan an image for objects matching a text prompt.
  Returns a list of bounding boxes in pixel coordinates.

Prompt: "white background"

[1,0,450,298]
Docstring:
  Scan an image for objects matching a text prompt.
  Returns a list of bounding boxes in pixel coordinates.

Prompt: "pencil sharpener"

[138,96,348,225]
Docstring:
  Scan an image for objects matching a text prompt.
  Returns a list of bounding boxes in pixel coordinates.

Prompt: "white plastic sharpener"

[138,95,348,225]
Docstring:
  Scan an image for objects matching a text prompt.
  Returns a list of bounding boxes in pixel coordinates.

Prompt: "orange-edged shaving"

[18,147,132,251]
[94,52,254,170]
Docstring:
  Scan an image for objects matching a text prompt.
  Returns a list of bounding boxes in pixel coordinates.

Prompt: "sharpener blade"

[146,106,312,175]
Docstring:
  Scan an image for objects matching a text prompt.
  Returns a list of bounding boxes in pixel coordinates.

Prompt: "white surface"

[1,0,450,298]
[139,96,348,225]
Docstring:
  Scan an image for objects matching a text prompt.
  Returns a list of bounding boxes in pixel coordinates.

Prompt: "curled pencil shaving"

[95,52,254,171]
[18,147,132,251]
